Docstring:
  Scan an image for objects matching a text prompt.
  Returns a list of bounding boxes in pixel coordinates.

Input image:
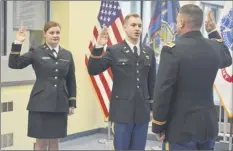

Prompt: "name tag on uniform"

[117,58,129,62]
[117,58,129,65]
[42,57,51,60]
[59,59,70,62]
[145,56,150,59]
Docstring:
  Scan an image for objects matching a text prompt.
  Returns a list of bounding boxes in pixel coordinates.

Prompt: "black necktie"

[52,49,57,55]
[133,46,138,58]
[52,49,58,58]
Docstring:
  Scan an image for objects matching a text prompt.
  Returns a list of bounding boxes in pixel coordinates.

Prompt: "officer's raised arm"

[88,27,113,75]
[206,11,232,68]
[8,27,33,69]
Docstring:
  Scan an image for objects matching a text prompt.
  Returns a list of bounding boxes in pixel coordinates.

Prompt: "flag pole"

[98,118,113,145]
[229,118,233,150]
[107,121,112,141]
[229,82,233,150]
[230,56,233,150]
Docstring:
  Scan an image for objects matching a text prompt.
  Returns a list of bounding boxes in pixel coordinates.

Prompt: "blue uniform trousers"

[112,122,149,150]
[162,138,215,150]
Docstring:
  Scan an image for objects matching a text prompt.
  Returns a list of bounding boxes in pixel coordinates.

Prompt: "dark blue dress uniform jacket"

[152,31,232,143]
[88,40,156,124]
[8,43,76,112]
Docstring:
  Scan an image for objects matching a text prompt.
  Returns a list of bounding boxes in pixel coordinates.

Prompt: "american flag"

[85,1,125,120]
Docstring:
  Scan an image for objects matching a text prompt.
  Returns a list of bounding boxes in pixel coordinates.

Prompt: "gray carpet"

[59,133,162,150]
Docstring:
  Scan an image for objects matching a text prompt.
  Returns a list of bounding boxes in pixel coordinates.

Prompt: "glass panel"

[119,1,141,18]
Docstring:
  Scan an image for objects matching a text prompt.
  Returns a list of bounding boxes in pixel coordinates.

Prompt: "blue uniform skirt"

[27,111,68,139]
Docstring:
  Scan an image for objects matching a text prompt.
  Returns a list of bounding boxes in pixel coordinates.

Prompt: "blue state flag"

[143,0,180,71]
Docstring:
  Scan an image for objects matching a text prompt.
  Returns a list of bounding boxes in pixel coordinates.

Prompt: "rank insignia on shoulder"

[215,39,223,42]
[164,42,175,48]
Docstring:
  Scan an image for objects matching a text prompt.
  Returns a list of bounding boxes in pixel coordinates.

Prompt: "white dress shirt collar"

[46,42,59,54]
[125,39,140,55]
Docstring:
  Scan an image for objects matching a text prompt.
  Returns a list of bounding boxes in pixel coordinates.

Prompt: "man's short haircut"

[124,13,141,24]
[179,4,203,29]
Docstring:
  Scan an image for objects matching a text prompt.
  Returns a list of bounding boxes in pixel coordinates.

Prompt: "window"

[119,1,141,18]
[119,1,156,41]
[141,1,157,39]
[1,1,50,86]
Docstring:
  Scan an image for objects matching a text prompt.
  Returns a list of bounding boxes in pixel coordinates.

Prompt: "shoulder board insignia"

[215,39,223,42]
[164,42,175,48]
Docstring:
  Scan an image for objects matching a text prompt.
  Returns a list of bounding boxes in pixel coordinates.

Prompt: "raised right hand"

[16,27,27,42]
[97,27,109,46]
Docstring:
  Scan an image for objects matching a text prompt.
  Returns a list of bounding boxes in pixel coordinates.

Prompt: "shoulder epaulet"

[214,38,223,43]
[164,42,175,48]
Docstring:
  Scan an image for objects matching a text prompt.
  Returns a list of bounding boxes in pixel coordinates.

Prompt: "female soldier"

[8,21,77,150]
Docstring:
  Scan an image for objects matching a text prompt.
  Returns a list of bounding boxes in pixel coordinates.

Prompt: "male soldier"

[88,13,156,150]
[152,4,232,150]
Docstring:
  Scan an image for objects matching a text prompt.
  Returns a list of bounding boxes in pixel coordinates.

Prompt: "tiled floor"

[59,133,162,150]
